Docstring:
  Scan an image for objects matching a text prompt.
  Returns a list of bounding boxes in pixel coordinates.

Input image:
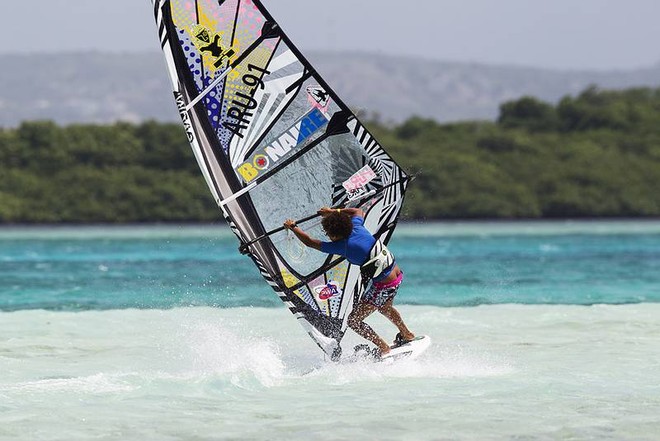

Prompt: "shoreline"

[2,218,660,240]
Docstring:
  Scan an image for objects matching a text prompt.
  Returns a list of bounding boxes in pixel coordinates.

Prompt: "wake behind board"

[347,335,431,363]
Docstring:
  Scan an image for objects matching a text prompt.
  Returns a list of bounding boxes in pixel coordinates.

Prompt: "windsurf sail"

[152,0,410,360]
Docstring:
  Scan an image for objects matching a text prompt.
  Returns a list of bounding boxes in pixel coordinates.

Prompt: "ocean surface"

[1,221,659,440]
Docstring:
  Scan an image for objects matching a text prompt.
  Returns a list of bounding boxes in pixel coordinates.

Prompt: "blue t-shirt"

[320,216,375,266]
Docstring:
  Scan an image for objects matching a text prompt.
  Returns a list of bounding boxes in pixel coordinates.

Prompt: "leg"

[378,298,415,341]
[348,301,391,355]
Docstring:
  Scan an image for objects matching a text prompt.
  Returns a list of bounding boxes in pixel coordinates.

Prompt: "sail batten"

[152,0,409,359]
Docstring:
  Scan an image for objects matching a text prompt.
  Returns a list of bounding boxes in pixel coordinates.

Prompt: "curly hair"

[321,212,353,240]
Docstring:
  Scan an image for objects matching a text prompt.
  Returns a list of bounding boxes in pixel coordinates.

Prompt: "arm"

[283,219,321,250]
[318,207,365,219]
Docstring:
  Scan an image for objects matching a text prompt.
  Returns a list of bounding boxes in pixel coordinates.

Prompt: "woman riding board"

[284,207,415,357]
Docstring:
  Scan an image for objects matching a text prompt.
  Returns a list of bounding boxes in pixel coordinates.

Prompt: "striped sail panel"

[153,0,410,359]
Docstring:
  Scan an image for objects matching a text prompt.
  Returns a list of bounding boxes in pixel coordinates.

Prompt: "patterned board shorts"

[361,272,404,308]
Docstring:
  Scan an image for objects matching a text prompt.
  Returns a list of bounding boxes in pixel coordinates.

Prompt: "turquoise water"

[2,222,660,440]
[2,222,659,311]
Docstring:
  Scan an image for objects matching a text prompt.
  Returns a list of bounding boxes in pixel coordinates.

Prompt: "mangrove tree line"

[1,86,660,222]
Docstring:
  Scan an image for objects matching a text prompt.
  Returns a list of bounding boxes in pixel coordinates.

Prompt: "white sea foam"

[177,319,286,388]
[0,373,134,394]
[2,304,659,440]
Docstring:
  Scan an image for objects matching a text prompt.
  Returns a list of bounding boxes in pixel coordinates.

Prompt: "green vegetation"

[2,87,660,223]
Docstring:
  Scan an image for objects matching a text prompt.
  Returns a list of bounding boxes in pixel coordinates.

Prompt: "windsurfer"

[284,207,415,356]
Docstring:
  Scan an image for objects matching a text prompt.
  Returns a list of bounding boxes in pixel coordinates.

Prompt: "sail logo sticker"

[236,108,329,182]
[343,165,377,201]
[314,281,342,301]
[190,25,236,70]
[307,86,330,109]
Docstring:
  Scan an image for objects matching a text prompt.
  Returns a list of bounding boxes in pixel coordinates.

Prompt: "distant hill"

[1,51,659,126]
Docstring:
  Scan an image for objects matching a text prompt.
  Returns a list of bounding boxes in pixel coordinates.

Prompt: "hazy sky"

[1,0,659,70]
